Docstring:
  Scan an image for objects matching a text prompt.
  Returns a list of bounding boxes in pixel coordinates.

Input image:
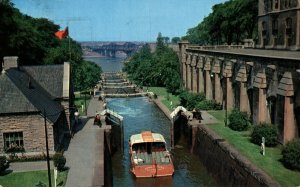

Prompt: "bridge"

[81,42,144,58]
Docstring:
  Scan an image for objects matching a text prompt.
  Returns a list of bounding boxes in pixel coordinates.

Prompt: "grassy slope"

[147,87,180,111]
[0,170,68,187]
[208,110,300,187]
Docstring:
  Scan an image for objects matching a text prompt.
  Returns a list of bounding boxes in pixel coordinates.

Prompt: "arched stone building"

[179,41,300,144]
[178,0,300,144]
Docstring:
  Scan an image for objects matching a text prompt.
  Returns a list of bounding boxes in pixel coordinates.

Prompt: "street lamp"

[43,109,52,187]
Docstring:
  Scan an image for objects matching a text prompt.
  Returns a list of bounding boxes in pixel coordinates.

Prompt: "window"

[4,132,24,151]
[274,0,279,9]
[272,19,278,35]
[286,18,292,35]
[262,21,267,36]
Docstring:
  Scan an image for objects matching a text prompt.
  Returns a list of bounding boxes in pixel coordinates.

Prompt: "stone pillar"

[204,57,212,100]
[277,72,297,144]
[186,53,192,91]
[182,53,187,88]
[191,55,198,93]
[212,58,222,104]
[197,56,205,93]
[253,69,268,124]
[236,64,250,113]
[223,60,234,111]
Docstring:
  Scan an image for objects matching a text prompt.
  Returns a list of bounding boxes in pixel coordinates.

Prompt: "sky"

[12,0,226,42]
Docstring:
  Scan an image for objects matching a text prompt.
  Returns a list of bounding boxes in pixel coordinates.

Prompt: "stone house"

[257,0,300,50]
[0,57,74,154]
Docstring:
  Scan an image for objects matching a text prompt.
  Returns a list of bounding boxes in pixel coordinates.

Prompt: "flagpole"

[69,36,71,61]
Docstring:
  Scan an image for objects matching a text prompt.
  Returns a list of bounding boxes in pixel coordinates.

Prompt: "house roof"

[21,65,64,99]
[0,68,63,123]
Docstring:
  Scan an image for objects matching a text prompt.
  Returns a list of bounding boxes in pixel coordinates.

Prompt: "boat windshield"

[132,142,166,153]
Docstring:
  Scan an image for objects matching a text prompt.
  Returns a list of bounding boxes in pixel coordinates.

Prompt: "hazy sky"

[12,0,226,42]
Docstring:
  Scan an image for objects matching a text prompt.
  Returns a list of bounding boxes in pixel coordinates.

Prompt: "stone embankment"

[151,96,280,187]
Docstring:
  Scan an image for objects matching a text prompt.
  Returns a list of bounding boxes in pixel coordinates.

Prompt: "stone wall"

[0,114,54,153]
[191,125,281,187]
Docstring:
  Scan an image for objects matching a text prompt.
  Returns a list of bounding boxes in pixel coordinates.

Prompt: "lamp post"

[224,73,228,127]
[43,109,52,187]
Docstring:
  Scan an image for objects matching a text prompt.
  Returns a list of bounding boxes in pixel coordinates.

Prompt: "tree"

[171,37,180,44]
[123,33,181,93]
[183,0,257,45]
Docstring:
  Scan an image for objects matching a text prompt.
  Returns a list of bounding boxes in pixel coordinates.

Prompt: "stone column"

[277,72,297,144]
[186,53,192,91]
[197,56,205,93]
[223,61,234,111]
[182,53,187,88]
[191,55,198,93]
[253,69,268,124]
[236,64,250,113]
[212,58,222,104]
[204,57,212,100]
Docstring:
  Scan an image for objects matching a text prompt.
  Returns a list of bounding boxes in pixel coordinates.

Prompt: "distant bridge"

[81,42,144,58]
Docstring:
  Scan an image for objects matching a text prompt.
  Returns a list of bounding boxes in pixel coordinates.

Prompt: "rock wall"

[191,124,281,187]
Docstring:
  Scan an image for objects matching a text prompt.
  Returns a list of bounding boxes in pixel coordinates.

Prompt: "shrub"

[34,181,47,187]
[0,156,9,173]
[8,153,48,162]
[53,152,66,171]
[228,109,249,131]
[196,100,222,110]
[179,90,205,110]
[281,139,300,171]
[251,123,278,147]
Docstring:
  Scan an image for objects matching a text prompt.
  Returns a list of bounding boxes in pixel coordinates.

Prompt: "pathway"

[64,96,106,187]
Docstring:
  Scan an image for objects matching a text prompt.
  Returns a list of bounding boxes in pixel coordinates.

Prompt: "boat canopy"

[130,131,166,145]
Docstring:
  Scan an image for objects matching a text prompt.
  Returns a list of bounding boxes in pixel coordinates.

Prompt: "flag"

[55,27,69,40]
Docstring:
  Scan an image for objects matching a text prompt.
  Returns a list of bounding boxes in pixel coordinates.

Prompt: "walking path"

[9,161,54,173]
[65,97,106,187]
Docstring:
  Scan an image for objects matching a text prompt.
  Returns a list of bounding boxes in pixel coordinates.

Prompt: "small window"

[286,18,292,35]
[262,21,267,36]
[272,19,278,35]
[4,132,24,152]
[274,0,279,9]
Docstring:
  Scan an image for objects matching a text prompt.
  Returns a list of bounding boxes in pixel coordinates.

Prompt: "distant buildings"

[0,57,74,154]
[257,0,300,50]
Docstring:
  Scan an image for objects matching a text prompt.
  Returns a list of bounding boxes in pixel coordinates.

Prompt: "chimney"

[3,56,18,73]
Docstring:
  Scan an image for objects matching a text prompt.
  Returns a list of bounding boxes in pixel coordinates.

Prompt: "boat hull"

[131,163,174,178]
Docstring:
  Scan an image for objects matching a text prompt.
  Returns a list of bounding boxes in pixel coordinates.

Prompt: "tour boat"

[129,131,174,178]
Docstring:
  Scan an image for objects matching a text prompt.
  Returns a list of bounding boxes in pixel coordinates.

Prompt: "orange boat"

[129,131,174,178]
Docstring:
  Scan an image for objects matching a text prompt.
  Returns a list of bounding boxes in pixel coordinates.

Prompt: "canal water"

[107,97,217,187]
[84,56,125,72]
[88,56,217,186]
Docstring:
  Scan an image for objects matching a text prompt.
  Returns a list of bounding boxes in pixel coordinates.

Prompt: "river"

[86,56,217,187]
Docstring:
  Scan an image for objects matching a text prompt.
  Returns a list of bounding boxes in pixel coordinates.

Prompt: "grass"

[146,87,180,111]
[74,92,91,116]
[207,110,300,187]
[0,170,68,187]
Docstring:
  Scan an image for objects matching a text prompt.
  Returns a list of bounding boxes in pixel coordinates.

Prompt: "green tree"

[171,37,180,44]
[123,33,181,93]
[183,0,257,45]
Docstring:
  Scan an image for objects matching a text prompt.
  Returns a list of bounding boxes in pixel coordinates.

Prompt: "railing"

[188,44,244,50]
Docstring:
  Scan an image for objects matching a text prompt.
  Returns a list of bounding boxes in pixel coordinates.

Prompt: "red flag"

[55,27,69,39]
